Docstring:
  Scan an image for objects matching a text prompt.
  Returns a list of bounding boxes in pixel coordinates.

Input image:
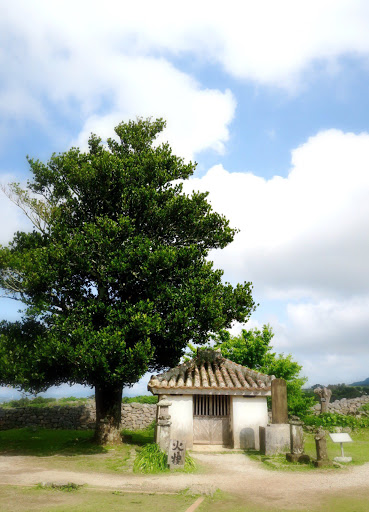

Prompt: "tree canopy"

[0,118,256,442]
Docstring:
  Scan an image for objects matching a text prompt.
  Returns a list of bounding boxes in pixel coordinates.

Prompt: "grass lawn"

[246,428,369,471]
[1,427,369,511]
[0,425,199,475]
[0,429,133,473]
[1,486,369,512]
[304,428,369,465]
[199,489,369,512]
[0,486,195,512]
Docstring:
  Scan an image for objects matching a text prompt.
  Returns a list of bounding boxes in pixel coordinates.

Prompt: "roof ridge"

[148,350,273,394]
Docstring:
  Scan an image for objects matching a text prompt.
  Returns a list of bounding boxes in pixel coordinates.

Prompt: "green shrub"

[1,395,93,409]
[58,396,89,404]
[133,443,196,473]
[2,396,57,408]
[133,443,167,473]
[122,395,158,404]
[6,397,32,408]
[359,403,369,413]
[30,397,57,406]
[302,412,369,431]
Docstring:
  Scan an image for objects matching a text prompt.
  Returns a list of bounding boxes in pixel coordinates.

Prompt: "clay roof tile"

[147,350,272,395]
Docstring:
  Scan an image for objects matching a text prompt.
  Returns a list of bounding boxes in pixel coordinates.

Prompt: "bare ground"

[1,453,369,510]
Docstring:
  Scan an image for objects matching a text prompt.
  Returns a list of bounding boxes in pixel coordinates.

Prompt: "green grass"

[304,428,369,465]
[121,395,158,404]
[0,428,105,456]
[133,443,168,473]
[1,396,92,409]
[0,428,132,473]
[1,394,157,408]
[0,428,104,456]
[199,489,369,512]
[1,485,369,512]
[246,428,369,472]
[133,443,197,474]
[246,450,316,472]
[122,422,155,445]
[0,426,196,475]
[359,402,369,412]
[0,486,195,512]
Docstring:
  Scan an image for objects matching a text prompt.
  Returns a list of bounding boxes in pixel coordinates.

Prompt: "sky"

[1,0,369,400]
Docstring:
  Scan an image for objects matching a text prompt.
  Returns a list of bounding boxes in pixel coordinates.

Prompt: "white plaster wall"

[232,396,268,450]
[168,395,194,448]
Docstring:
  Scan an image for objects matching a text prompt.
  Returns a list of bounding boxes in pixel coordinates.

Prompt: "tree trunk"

[94,382,124,445]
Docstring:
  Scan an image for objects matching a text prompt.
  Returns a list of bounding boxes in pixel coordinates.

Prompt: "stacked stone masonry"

[0,402,156,431]
[311,395,369,415]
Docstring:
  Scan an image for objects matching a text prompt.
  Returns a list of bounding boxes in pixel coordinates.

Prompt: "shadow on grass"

[121,424,155,446]
[0,428,106,456]
[122,430,154,446]
[244,449,316,471]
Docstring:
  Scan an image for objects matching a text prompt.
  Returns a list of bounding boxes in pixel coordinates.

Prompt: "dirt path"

[1,453,369,510]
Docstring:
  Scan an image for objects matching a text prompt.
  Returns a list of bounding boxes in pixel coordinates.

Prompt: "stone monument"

[155,395,172,453]
[286,421,310,463]
[314,428,330,467]
[260,378,290,455]
[272,378,288,424]
[314,387,332,414]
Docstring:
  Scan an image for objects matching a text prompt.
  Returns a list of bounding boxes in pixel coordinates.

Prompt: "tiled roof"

[148,349,273,395]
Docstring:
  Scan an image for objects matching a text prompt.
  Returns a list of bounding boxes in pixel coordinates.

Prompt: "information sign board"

[329,433,353,443]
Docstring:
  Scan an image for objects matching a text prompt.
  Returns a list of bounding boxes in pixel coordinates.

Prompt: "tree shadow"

[121,423,155,446]
[0,428,107,457]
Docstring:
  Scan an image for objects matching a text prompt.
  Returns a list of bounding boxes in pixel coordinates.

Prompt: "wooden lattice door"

[193,395,231,445]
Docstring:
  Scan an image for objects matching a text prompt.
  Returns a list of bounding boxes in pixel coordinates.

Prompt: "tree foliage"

[0,118,256,442]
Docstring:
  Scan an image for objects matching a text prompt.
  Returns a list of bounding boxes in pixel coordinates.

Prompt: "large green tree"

[0,118,255,443]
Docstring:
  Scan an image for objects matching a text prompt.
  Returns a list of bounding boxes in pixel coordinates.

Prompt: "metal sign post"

[328,433,353,463]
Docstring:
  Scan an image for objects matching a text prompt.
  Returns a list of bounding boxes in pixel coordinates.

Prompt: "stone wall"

[0,402,156,431]
[311,395,369,415]
[121,403,156,430]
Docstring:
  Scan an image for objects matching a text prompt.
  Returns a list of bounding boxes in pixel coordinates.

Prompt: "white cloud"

[287,297,369,355]
[3,1,369,89]
[184,129,369,299]
[2,1,369,160]
[298,352,365,386]
[71,58,235,161]
[181,129,369,384]
[0,2,237,161]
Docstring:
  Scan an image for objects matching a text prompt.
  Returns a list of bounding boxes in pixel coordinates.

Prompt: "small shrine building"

[148,349,274,450]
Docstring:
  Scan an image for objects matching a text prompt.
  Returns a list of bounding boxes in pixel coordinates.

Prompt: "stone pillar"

[155,395,172,454]
[314,387,332,414]
[314,428,330,467]
[272,378,288,424]
[286,421,310,463]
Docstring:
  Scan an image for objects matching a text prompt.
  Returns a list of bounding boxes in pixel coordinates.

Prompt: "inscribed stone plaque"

[271,378,288,424]
[329,433,353,443]
[168,439,186,469]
